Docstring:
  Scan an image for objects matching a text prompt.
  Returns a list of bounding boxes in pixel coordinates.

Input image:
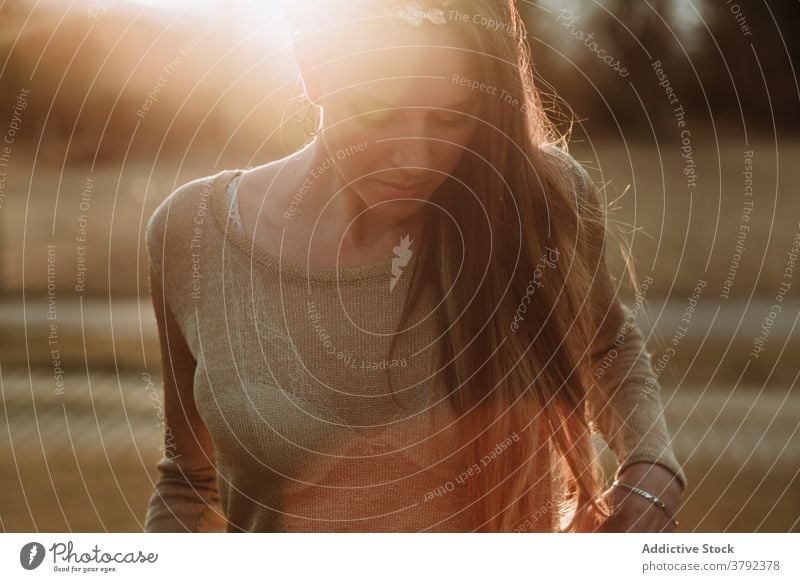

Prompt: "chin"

[365,196,427,221]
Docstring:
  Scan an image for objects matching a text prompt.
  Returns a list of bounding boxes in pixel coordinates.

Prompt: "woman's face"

[312,22,482,221]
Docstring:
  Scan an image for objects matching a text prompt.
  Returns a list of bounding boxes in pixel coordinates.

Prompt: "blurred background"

[0,0,798,532]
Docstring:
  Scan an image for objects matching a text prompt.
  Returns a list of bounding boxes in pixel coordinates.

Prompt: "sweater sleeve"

[143,181,228,532]
[585,305,688,492]
[557,146,688,492]
[144,455,227,532]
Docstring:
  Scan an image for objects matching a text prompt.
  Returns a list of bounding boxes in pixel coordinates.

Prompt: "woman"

[144,0,686,533]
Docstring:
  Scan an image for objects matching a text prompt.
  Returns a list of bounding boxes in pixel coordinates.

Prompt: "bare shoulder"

[239,156,293,196]
[236,153,310,231]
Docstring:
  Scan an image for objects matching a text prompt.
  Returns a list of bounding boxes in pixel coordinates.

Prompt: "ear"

[292,38,323,105]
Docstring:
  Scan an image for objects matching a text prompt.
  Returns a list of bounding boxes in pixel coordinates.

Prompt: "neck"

[301,138,427,252]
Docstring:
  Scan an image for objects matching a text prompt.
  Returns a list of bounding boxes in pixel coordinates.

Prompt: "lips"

[374,178,431,192]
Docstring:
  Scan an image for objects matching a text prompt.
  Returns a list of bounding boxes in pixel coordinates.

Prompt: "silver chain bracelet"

[611,479,679,527]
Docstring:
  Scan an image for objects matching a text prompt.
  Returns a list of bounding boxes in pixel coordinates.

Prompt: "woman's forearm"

[585,303,688,492]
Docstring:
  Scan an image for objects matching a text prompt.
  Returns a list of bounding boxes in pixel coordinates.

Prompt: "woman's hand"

[584,462,685,533]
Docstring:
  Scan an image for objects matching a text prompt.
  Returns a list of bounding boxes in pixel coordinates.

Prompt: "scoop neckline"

[210,168,419,283]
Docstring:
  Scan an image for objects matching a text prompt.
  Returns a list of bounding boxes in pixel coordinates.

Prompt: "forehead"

[319,20,481,106]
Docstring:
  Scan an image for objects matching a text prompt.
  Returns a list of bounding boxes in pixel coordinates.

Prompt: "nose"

[389,136,434,178]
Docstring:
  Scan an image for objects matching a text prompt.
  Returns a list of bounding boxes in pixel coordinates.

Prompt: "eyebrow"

[349,90,479,111]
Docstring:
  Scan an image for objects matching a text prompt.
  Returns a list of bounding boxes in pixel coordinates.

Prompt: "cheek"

[321,129,379,179]
[431,141,469,175]
[320,107,370,154]
[432,121,477,168]
[325,144,392,194]
[335,154,375,182]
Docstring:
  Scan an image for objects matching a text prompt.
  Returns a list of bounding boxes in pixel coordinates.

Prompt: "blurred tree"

[522,0,799,136]
[692,0,800,135]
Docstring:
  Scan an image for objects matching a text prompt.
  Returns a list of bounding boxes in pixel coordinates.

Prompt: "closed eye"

[435,111,471,127]
[349,102,394,127]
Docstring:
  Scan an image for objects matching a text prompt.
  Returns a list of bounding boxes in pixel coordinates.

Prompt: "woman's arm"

[585,313,687,532]
[586,305,687,494]
[558,148,686,494]
[143,207,227,533]
[571,154,686,530]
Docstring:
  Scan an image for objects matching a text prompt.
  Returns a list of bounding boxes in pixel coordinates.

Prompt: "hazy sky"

[107,0,292,44]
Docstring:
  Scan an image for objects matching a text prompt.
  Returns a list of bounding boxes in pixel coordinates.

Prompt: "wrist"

[611,478,680,528]
[617,462,684,506]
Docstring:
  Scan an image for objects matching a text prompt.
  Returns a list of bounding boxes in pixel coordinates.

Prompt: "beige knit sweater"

[143,147,686,532]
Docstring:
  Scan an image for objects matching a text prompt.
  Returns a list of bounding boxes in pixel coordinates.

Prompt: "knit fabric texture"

[143,147,687,532]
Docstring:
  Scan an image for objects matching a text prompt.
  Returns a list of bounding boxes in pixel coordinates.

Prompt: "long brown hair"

[288,0,636,532]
